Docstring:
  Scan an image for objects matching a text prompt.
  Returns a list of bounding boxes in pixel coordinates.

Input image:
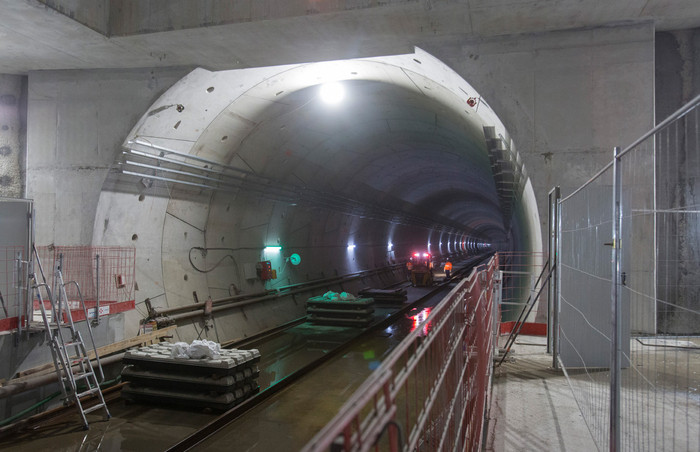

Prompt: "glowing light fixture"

[320,82,345,105]
[288,253,301,265]
[264,246,282,253]
[347,244,356,250]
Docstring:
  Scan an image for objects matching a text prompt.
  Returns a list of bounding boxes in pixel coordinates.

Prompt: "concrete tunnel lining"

[93,48,542,339]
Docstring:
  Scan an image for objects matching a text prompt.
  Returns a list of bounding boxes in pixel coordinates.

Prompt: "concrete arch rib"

[93,47,540,340]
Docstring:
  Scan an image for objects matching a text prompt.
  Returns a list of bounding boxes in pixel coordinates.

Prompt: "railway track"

[166,256,486,451]
[0,255,489,451]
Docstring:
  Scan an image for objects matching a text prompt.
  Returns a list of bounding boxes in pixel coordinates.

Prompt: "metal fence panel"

[0,198,32,330]
[556,95,700,451]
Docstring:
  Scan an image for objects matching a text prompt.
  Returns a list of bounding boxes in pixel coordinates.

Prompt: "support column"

[0,74,26,198]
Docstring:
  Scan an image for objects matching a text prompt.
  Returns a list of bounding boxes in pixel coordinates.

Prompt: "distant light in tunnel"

[347,244,356,250]
[388,242,393,251]
[319,82,345,105]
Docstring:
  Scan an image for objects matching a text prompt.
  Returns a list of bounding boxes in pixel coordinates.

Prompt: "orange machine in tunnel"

[409,252,433,287]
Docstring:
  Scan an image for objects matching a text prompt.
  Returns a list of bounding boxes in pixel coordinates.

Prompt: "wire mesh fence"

[34,246,136,305]
[0,246,24,321]
[497,251,548,326]
[555,95,700,451]
[557,163,615,448]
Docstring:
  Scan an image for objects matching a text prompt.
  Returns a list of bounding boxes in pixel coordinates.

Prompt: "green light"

[288,253,301,266]
[264,246,282,252]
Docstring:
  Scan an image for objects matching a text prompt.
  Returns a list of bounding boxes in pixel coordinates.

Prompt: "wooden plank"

[8,325,177,383]
[86,325,177,360]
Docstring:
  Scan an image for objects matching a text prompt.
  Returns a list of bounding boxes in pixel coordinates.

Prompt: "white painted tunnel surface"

[94,48,541,340]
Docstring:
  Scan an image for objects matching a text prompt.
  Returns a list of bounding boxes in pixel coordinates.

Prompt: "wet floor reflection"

[0,283,453,451]
[193,288,450,451]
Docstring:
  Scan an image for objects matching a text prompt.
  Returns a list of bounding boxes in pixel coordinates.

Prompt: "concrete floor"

[485,335,597,452]
[486,335,700,452]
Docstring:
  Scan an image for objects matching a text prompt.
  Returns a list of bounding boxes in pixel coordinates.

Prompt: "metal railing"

[554,94,700,451]
[302,255,499,452]
[0,246,24,324]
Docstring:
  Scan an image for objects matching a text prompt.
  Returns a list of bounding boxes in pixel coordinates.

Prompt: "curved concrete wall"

[93,48,540,340]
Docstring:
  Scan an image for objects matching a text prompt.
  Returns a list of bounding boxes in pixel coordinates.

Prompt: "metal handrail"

[302,255,497,452]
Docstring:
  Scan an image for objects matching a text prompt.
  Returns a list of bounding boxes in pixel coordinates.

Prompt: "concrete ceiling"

[6,1,687,257]
[1,0,699,75]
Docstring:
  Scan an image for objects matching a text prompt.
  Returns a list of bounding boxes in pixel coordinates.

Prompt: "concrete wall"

[420,22,655,253]
[654,28,700,334]
[656,28,700,118]
[22,23,656,339]
[0,75,26,198]
[38,0,110,35]
[26,67,191,246]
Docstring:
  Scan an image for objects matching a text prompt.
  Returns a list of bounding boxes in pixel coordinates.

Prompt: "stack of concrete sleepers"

[306,294,375,327]
[358,287,408,303]
[121,343,260,411]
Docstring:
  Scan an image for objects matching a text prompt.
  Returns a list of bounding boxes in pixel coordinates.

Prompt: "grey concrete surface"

[486,335,597,452]
[25,67,191,246]
[0,3,697,441]
[19,21,656,339]
[2,1,700,75]
[0,75,24,198]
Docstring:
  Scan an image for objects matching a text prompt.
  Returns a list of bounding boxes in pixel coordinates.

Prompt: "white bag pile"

[170,339,222,359]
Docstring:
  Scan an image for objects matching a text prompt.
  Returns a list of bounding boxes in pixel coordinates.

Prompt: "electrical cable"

[188,247,258,273]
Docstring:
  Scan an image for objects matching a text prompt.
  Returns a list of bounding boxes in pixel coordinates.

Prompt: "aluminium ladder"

[30,248,111,429]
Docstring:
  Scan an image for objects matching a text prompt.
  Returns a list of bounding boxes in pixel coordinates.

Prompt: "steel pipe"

[162,265,406,324]
[0,353,125,400]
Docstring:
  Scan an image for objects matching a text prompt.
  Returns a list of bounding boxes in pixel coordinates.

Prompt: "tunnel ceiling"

[200,80,506,243]
[116,51,531,248]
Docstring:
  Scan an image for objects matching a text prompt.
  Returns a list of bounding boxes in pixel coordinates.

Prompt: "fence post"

[547,187,560,356]
[610,146,622,452]
[94,254,100,325]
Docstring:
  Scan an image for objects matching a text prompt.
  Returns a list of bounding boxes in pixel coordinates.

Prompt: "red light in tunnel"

[410,307,433,335]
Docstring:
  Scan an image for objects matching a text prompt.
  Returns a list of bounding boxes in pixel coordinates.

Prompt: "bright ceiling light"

[319,82,345,105]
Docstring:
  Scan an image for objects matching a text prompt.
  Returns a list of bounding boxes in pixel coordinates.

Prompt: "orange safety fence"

[33,246,136,322]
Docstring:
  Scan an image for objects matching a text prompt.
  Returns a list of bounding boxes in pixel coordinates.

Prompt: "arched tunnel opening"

[97,49,541,340]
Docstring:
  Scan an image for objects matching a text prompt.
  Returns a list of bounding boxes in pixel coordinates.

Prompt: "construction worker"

[444,260,453,279]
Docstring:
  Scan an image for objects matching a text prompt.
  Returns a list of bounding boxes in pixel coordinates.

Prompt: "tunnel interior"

[96,49,541,338]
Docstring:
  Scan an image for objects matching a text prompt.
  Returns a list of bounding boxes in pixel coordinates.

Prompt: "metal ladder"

[30,247,111,429]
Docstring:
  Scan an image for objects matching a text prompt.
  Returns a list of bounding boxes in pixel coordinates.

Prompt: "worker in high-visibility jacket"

[444,261,453,279]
